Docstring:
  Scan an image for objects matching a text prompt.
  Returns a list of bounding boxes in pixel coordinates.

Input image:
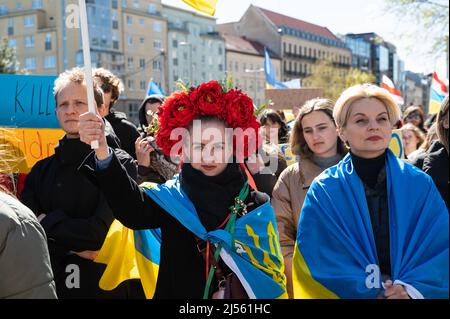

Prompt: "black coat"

[80,151,269,299]
[421,141,449,209]
[21,136,143,299]
[105,110,140,159]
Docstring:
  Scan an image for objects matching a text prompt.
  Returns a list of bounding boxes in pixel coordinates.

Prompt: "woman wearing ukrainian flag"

[292,84,448,299]
[77,81,287,299]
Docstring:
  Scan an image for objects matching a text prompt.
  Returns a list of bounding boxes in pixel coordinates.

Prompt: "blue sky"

[162,0,448,75]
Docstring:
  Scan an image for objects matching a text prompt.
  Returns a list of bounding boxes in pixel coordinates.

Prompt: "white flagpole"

[78,0,98,149]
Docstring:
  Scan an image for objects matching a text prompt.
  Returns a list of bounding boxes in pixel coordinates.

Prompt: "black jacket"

[80,151,269,299]
[106,110,140,159]
[21,136,143,299]
[421,141,449,209]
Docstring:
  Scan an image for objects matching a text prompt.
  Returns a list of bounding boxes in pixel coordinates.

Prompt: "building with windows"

[219,5,352,83]
[162,4,225,93]
[0,0,168,124]
[341,34,371,72]
[222,34,281,106]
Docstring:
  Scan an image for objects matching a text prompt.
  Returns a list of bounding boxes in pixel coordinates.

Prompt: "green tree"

[0,38,24,74]
[384,0,449,57]
[303,58,348,101]
[345,68,377,88]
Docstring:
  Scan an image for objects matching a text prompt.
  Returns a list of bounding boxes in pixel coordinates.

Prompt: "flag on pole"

[381,75,404,106]
[264,48,287,89]
[182,0,218,16]
[147,80,165,96]
[428,71,448,114]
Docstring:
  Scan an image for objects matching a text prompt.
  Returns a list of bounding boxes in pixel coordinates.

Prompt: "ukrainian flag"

[94,218,161,298]
[293,150,449,299]
[264,48,287,89]
[182,0,217,16]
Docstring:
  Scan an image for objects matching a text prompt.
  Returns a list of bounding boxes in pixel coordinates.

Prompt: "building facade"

[219,5,352,85]
[0,0,168,124]
[342,34,372,72]
[162,4,225,93]
[223,34,281,106]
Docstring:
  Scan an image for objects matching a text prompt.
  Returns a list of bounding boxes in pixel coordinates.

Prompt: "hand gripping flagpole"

[78,0,99,149]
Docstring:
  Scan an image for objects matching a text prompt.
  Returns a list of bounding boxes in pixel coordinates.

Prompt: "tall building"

[222,34,281,106]
[402,71,430,109]
[341,34,372,72]
[219,5,352,83]
[162,4,225,93]
[0,0,168,124]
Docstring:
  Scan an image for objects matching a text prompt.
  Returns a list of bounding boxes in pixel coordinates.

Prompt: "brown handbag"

[195,237,249,299]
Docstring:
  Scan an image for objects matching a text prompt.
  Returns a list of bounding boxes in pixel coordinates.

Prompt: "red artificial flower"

[224,89,255,128]
[190,81,226,117]
[161,91,197,128]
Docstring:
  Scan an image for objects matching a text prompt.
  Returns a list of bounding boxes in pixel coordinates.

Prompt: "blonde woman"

[292,84,448,299]
[400,123,426,159]
[271,98,347,298]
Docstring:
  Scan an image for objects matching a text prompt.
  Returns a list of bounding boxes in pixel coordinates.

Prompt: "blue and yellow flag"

[264,48,287,89]
[293,150,449,299]
[95,179,287,299]
[182,0,217,16]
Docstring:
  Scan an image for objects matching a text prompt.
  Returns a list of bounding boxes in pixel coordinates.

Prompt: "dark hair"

[437,95,449,153]
[93,68,124,109]
[260,110,289,144]
[291,98,347,159]
[402,106,426,132]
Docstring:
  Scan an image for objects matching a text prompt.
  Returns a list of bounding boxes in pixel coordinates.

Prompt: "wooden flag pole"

[78,0,98,149]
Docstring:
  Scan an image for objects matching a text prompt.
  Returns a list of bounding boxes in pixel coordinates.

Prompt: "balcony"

[168,22,188,33]
[284,52,317,61]
[284,69,308,77]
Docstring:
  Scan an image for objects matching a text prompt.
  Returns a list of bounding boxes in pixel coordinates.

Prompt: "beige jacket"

[271,158,323,298]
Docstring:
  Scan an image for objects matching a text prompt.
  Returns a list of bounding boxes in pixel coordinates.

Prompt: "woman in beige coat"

[272,98,347,298]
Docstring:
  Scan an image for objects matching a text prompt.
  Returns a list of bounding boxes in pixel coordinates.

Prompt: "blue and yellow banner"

[293,150,449,299]
[95,179,288,299]
[0,75,64,173]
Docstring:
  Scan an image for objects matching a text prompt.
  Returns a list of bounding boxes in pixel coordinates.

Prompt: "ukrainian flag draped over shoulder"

[144,177,287,299]
[293,150,449,299]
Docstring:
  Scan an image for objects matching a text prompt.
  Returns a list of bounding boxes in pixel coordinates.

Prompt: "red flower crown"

[156,80,261,160]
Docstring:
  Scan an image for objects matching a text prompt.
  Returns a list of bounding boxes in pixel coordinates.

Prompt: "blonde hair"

[437,95,449,153]
[53,67,104,107]
[334,84,401,128]
[401,123,426,148]
[290,98,347,158]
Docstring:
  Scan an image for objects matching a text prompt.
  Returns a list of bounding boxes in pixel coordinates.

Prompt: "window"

[32,0,43,9]
[0,5,8,14]
[153,40,162,49]
[122,0,127,8]
[173,58,178,66]
[8,39,16,48]
[25,57,36,70]
[113,40,119,50]
[127,35,133,46]
[44,56,56,68]
[133,0,139,8]
[140,80,146,91]
[112,0,118,9]
[173,39,178,48]
[128,79,134,90]
[153,22,162,32]
[139,18,144,26]
[288,43,292,53]
[148,4,157,14]
[127,16,132,26]
[24,16,35,27]
[7,18,13,36]
[45,33,52,50]
[153,60,161,70]
[25,36,35,48]
[16,3,23,9]
[218,46,223,55]
[140,37,145,44]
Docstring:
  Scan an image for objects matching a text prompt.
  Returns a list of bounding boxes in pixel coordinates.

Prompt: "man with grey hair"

[21,67,144,299]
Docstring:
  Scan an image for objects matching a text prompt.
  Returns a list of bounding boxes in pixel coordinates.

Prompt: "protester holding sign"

[271,98,347,298]
[20,68,143,299]
[78,81,287,299]
[292,84,449,299]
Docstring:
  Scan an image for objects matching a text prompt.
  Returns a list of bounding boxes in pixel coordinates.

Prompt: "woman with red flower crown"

[77,81,288,299]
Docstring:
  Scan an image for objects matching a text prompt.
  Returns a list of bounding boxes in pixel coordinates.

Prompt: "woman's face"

[402,129,419,150]
[264,118,281,143]
[187,120,232,177]
[301,111,339,158]
[405,111,422,127]
[340,98,392,159]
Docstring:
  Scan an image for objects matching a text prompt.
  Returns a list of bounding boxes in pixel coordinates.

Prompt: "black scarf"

[180,162,246,231]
